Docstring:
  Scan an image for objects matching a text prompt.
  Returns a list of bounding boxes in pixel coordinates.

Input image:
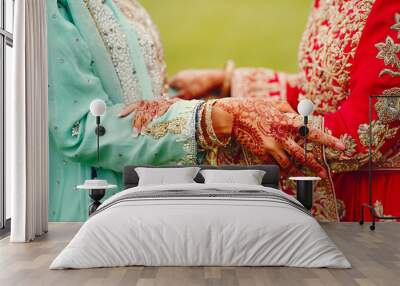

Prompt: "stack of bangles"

[197,100,231,150]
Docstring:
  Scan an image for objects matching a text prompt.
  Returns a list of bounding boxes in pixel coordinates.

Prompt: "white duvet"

[50,183,351,269]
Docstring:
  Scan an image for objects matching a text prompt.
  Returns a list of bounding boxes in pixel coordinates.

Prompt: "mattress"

[50,183,351,269]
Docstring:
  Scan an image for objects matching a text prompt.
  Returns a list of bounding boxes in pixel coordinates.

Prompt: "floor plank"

[0,222,399,286]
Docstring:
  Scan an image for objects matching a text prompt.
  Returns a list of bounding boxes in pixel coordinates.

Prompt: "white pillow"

[200,169,266,185]
[135,167,200,186]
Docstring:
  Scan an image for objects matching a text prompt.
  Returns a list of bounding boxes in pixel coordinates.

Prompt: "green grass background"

[139,0,311,76]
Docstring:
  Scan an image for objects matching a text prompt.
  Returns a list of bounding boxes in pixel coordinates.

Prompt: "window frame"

[0,0,14,234]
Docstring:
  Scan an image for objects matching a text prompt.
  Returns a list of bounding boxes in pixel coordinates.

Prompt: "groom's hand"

[169,69,225,100]
[118,99,177,136]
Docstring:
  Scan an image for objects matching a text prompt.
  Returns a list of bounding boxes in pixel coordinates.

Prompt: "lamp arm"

[304,116,308,166]
[91,167,98,179]
[298,116,309,170]
[94,116,107,163]
[97,118,100,162]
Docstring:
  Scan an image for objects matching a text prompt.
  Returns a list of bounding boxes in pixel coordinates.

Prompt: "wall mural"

[47,0,400,222]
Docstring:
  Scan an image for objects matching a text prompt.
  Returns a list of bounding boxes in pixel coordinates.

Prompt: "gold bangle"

[196,103,209,150]
[204,100,230,148]
[221,60,235,98]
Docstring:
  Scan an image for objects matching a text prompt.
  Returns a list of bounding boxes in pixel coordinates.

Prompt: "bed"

[50,165,350,269]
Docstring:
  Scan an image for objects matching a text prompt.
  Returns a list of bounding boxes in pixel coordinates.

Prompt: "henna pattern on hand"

[118,98,178,135]
[214,98,344,177]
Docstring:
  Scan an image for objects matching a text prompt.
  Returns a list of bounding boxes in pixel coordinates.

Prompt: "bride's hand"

[118,99,177,136]
[255,97,296,113]
[169,69,225,100]
[215,98,345,178]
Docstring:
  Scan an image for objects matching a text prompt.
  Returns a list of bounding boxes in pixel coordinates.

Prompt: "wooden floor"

[0,223,399,286]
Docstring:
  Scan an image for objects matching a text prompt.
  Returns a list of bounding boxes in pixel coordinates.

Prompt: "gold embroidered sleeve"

[322,10,400,173]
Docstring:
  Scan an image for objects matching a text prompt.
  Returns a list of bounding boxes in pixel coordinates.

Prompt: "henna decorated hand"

[215,98,346,178]
[169,69,225,100]
[118,99,178,136]
[252,96,296,114]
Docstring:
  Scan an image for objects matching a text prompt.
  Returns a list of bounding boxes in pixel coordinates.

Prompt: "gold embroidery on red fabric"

[375,139,400,169]
[312,179,339,222]
[325,133,357,160]
[326,86,400,171]
[324,129,364,173]
[375,13,400,77]
[308,116,339,222]
[324,11,400,172]
[377,152,400,168]
[358,121,398,162]
[375,37,400,77]
[330,160,364,173]
[360,87,400,149]
[298,0,375,114]
[392,13,400,39]
[374,87,400,123]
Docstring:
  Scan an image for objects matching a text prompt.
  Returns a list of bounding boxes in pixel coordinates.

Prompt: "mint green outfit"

[47,0,200,221]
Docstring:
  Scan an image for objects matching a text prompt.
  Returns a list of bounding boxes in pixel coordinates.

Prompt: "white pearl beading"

[84,0,141,104]
[113,0,166,98]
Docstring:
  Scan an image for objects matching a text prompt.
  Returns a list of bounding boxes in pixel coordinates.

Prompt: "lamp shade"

[90,99,107,117]
[297,99,314,116]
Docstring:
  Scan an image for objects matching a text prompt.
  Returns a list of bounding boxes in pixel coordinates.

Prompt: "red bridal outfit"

[213,0,400,221]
